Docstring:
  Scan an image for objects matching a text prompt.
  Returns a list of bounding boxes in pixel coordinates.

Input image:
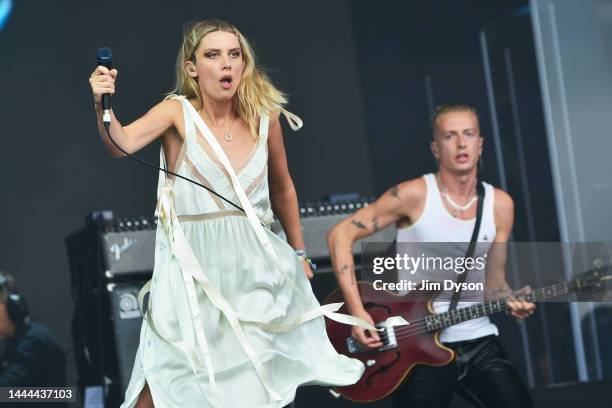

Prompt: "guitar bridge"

[346,322,398,353]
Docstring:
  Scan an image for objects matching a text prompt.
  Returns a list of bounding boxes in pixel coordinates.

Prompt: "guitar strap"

[448,181,485,311]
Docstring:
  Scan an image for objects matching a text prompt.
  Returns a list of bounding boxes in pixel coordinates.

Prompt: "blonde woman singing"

[89,19,370,408]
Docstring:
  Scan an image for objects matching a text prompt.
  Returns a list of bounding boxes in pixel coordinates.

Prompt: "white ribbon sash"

[138,98,408,406]
[182,101,409,389]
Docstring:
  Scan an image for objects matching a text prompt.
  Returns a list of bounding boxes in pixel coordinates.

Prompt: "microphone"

[96,47,112,131]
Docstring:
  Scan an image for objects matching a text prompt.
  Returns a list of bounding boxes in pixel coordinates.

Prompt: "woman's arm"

[89,65,179,157]
[266,114,312,279]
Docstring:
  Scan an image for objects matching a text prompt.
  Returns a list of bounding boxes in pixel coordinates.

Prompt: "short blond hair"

[431,104,480,137]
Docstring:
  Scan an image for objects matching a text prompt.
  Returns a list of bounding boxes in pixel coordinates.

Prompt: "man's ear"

[430,140,439,160]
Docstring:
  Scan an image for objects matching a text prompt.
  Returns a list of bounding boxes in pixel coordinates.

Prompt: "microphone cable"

[102,122,246,214]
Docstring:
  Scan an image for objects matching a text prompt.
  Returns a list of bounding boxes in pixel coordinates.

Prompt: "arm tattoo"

[492,282,509,298]
[372,217,380,233]
[337,264,356,286]
[389,185,401,201]
[351,219,367,229]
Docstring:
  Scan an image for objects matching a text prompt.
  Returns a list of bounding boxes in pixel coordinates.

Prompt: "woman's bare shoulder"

[152,97,184,117]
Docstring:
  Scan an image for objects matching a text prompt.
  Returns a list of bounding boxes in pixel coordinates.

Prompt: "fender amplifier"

[99,216,158,277]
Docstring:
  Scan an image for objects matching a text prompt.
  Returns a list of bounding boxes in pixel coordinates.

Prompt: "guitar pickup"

[346,322,398,353]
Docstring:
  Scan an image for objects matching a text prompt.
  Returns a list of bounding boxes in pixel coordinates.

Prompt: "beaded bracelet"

[295,249,317,271]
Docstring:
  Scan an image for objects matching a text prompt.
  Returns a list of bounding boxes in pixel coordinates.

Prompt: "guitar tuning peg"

[593,258,603,268]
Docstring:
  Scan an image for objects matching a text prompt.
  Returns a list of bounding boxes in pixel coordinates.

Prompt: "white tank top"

[396,173,499,342]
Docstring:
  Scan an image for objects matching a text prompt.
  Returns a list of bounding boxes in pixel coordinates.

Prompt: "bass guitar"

[324,265,611,402]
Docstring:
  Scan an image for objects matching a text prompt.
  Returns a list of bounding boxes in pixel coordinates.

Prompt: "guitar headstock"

[575,262,612,296]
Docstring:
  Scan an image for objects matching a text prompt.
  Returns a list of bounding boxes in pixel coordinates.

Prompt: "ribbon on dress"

[182,101,409,329]
[139,97,409,406]
[146,182,224,407]
[156,182,282,404]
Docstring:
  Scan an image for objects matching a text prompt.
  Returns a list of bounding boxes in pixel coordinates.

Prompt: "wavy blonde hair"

[168,19,287,138]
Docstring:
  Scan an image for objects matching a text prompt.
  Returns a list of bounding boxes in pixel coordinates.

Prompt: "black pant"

[392,335,532,408]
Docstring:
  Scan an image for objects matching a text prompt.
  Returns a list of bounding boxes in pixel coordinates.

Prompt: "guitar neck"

[426,279,579,332]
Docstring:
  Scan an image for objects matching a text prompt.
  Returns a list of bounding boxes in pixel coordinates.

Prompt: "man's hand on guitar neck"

[506,285,536,320]
[488,281,536,320]
[487,191,536,321]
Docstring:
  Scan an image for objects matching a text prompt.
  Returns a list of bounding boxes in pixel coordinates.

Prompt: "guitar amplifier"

[66,213,153,406]
[99,216,158,277]
[99,197,396,276]
[107,282,145,394]
[272,199,396,262]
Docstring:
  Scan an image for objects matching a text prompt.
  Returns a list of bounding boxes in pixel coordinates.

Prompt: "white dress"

[120,96,366,408]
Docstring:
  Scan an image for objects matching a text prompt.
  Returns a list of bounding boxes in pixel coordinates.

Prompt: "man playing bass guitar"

[327,104,535,407]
